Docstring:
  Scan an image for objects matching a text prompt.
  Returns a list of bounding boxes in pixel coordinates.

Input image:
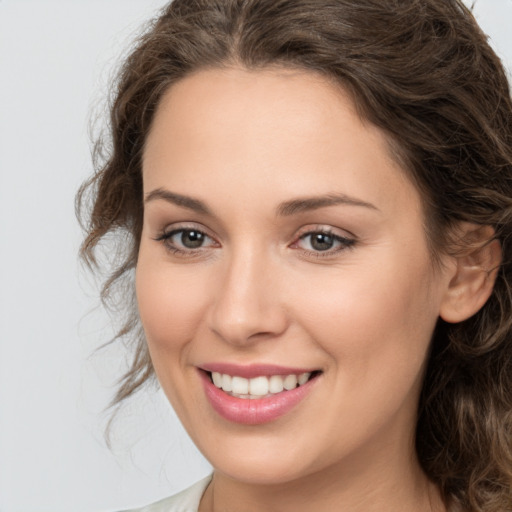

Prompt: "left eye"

[297,231,354,252]
[157,228,215,251]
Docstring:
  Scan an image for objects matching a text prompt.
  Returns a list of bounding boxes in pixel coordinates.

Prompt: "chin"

[211,455,310,486]
[190,426,327,486]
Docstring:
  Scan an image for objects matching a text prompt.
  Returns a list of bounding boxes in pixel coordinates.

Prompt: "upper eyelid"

[154,225,218,249]
[155,223,356,245]
[293,231,355,248]
[160,222,216,239]
[291,225,357,250]
[156,228,219,256]
[293,224,356,240]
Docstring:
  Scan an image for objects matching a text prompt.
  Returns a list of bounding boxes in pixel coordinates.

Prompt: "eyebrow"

[144,188,379,216]
[276,193,379,216]
[145,188,212,215]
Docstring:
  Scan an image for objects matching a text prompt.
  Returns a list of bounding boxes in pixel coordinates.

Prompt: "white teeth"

[249,376,269,396]
[283,374,298,390]
[269,375,284,393]
[210,371,312,398]
[221,373,232,392]
[231,376,249,395]
[298,372,310,386]
[212,372,222,387]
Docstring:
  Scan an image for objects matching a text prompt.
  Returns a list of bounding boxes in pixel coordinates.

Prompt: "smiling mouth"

[207,370,321,399]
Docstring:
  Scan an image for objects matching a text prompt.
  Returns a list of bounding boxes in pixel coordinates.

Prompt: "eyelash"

[154,227,218,258]
[294,229,356,259]
[154,226,356,259]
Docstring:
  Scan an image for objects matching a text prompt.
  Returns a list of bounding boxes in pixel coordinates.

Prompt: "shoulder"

[120,475,212,512]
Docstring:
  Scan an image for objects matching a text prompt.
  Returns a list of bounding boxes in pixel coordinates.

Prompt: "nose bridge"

[208,241,286,345]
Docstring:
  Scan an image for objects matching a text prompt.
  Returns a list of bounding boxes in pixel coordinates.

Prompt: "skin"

[136,67,456,511]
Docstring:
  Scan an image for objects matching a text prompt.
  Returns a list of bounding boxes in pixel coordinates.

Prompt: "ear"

[439,224,502,324]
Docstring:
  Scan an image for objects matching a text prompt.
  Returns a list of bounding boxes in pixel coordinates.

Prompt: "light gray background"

[1,1,511,511]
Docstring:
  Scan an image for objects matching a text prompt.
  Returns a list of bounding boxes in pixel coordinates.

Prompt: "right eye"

[155,228,218,255]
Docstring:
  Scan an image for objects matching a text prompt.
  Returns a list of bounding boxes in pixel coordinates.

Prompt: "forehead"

[142,67,420,220]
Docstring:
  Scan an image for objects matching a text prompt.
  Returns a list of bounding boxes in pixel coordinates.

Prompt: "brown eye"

[179,230,206,248]
[156,227,217,253]
[296,230,355,254]
[309,233,335,251]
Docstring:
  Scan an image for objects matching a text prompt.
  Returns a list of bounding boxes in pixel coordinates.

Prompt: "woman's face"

[137,67,455,484]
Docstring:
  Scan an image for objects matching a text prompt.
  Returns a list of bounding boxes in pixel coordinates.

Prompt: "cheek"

[135,257,209,355]
[290,254,439,383]
[286,257,440,448]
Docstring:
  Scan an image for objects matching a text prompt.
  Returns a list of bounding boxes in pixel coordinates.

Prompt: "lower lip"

[200,371,318,425]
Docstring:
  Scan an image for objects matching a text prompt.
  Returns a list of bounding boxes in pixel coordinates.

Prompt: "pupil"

[311,233,334,251]
[181,230,204,248]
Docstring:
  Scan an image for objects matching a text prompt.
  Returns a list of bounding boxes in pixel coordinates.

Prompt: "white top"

[121,476,212,512]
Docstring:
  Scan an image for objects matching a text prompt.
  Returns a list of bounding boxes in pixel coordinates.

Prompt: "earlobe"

[439,225,502,324]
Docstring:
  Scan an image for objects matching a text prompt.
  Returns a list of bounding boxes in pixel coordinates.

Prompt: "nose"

[207,246,289,346]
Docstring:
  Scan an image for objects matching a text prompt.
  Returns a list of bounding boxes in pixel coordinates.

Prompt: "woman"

[78,0,512,510]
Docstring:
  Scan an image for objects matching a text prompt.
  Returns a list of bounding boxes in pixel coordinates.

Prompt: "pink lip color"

[200,362,317,379]
[199,369,319,425]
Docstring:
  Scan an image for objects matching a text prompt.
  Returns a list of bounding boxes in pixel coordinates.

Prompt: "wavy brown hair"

[77,0,512,510]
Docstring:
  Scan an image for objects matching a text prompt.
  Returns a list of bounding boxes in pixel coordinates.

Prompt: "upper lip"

[199,363,319,379]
